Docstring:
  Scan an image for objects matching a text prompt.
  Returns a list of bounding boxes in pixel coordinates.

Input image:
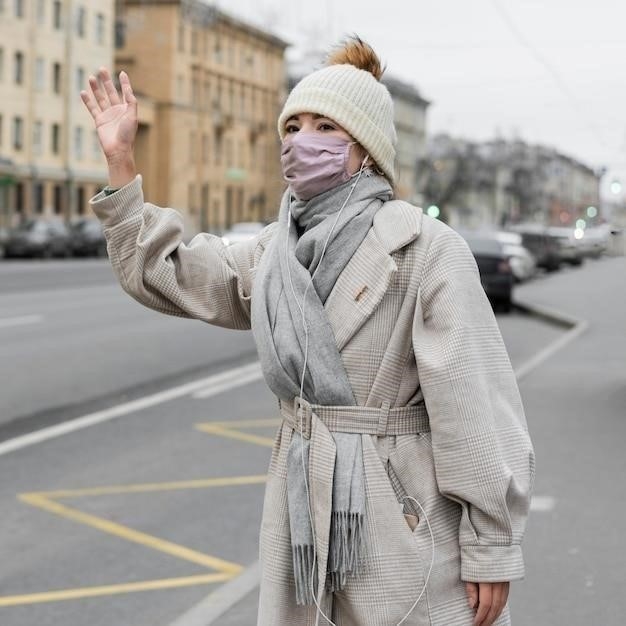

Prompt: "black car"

[4,218,72,258]
[70,218,108,257]
[457,231,514,312]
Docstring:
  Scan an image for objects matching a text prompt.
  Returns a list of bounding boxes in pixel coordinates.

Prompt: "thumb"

[465,581,479,610]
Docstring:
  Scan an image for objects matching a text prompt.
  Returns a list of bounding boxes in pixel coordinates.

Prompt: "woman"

[81,37,534,626]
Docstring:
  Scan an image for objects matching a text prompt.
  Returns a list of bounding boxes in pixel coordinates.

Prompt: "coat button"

[354,285,368,301]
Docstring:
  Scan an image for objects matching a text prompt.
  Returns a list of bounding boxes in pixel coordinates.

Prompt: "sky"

[212,0,626,203]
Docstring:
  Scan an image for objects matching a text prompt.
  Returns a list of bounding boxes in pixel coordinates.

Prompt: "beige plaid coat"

[90,176,534,626]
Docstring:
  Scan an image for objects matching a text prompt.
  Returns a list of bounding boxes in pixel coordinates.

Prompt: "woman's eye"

[319,123,336,131]
[285,125,299,134]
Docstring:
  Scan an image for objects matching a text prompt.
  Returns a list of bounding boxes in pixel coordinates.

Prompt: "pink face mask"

[280,133,356,201]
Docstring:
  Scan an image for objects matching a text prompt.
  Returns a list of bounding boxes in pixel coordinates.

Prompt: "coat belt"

[278,395,430,439]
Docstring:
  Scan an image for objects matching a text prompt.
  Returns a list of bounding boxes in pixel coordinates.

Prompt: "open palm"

[80,67,138,162]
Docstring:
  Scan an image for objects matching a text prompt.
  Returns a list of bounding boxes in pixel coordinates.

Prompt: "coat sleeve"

[88,174,278,329]
[412,227,535,582]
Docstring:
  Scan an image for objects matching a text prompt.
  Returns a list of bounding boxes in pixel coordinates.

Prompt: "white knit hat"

[277,64,397,184]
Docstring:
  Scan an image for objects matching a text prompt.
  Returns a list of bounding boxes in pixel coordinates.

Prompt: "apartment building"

[0,0,115,227]
[115,0,288,234]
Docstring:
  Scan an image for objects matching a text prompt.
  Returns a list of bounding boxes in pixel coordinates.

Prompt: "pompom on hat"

[277,40,397,184]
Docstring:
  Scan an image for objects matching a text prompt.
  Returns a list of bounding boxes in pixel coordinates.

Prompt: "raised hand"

[80,67,138,164]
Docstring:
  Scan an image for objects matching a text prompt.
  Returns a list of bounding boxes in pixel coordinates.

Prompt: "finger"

[89,74,109,111]
[473,583,492,626]
[484,583,503,626]
[465,582,479,611]
[119,71,137,111]
[99,67,121,106]
[501,581,510,607]
[80,89,100,120]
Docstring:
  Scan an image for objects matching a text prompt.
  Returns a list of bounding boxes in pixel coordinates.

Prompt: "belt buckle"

[293,395,312,439]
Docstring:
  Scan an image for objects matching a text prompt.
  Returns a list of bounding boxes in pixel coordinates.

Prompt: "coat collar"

[325,200,423,352]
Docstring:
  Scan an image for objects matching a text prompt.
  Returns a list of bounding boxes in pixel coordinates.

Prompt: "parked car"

[0,227,8,258]
[221,221,266,246]
[492,231,537,282]
[4,218,72,258]
[506,223,561,272]
[546,226,584,266]
[456,230,514,312]
[70,218,108,257]
[576,225,610,259]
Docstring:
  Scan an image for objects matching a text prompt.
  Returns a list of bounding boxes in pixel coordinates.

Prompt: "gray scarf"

[250,172,393,604]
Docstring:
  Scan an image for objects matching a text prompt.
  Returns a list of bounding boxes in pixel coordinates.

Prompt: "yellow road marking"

[0,573,233,607]
[195,424,275,448]
[8,418,278,607]
[205,418,282,428]
[26,474,268,499]
[19,494,243,575]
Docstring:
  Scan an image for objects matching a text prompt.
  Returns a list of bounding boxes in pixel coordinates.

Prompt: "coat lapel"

[325,200,423,352]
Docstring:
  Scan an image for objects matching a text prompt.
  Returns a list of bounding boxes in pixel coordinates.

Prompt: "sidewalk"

[170,255,626,626]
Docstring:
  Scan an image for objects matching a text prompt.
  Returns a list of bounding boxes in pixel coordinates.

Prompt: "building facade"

[0,0,116,227]
[418,134,602,229]
[116,0,288,234]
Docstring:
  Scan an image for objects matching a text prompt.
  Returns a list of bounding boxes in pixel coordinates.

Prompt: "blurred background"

[0,1,624,625]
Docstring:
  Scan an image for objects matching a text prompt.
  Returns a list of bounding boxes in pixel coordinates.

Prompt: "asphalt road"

[2,256,621,625]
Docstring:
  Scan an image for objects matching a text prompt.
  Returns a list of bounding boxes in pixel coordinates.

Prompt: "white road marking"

[513,299,588,382]
[192,363,263,398]
[0,361,263,457]
[530,496,555,512]
[0,315,43,329]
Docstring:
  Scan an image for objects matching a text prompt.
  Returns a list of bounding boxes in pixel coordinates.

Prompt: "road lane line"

[0,573,233,608]
[0,361,263,457]
[29,474,268,499]
[0,314,43,329]
[513,300,589,382]
[19,493,244,575]
[195,424,276,448]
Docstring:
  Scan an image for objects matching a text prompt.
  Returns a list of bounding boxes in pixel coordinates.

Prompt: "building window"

[33,120,43,155]
[76,66,84,95]
[14,51,24,85]
[74,126,83,160]
[15,182,24,214]
[34,182,44,213]
[0,48,4,83]
[14,0,24,18]
[36,0,45,24]
[202,133,209,162]
[76,6,85,37]
[53,1,62,30]
[12,116,23,150]
[35,57,45,91]
[51,123,60,154]
[96,13,105,45]
[53,184,62,214]
[214,130,222,165]
[188,182,195,212]
[178,22,185,53]
[191,28,198,56]
[76,186,85,215]
[0,114,3,147]
[53,62,61,93]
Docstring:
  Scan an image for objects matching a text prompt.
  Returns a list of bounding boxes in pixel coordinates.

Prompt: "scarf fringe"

[293,544,316,606]
[327,511,365,593]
